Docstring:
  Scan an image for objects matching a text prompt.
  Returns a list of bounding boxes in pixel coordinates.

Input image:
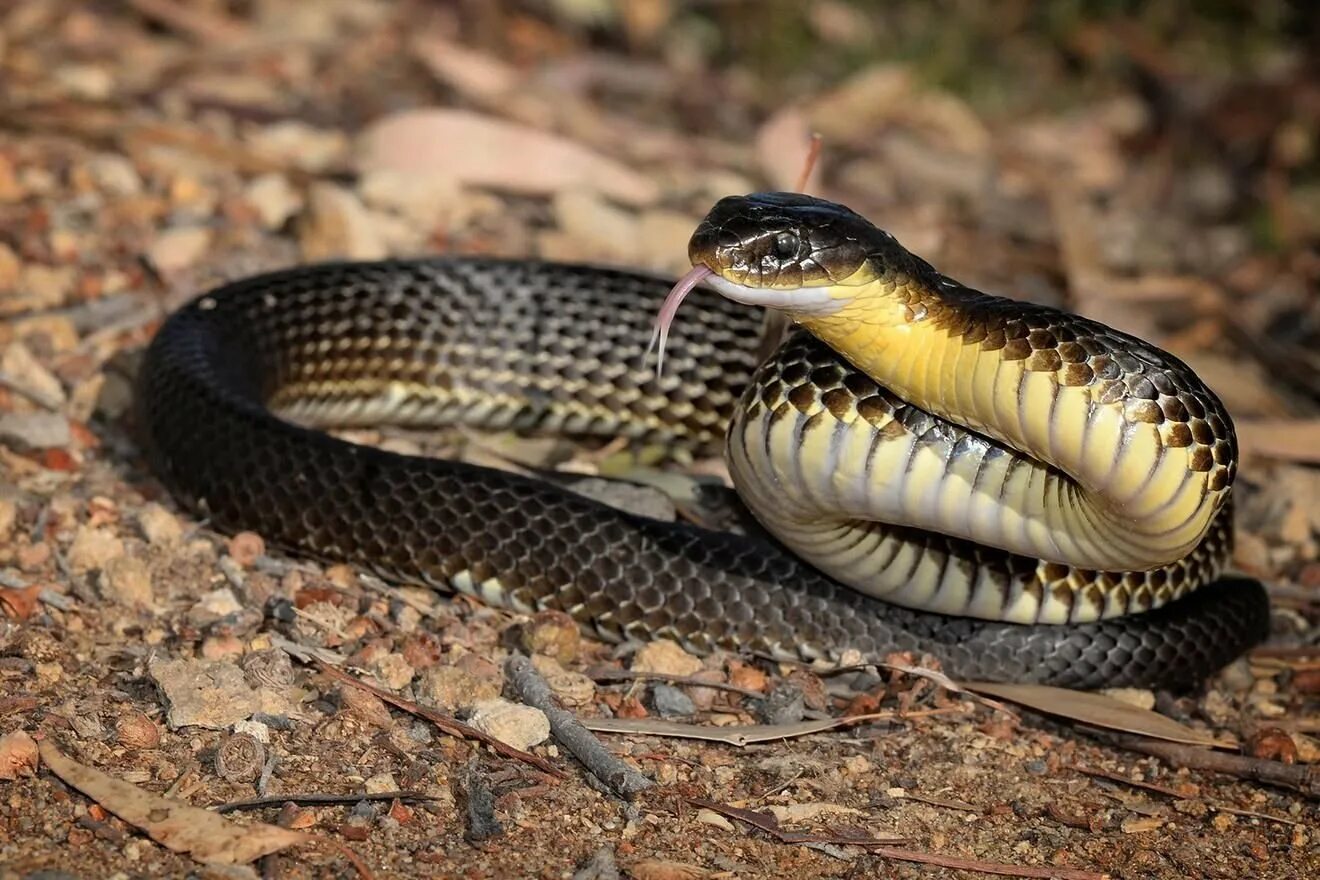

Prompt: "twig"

[504,655,653,799]
[314,660,565,779]
[584,666,769,701]
[213,791,441,814]
[581,707,968,746]
[1110,735,1320,799]
[689,798,1105,880]
[125,0,251,43]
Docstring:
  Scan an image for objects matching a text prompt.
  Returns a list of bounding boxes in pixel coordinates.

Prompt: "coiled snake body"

[137,193,1268,688]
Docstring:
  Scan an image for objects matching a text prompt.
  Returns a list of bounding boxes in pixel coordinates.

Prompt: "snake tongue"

[647,264,713,376]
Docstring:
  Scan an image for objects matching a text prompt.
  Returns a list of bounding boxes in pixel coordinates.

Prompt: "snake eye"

[773,232,800,261]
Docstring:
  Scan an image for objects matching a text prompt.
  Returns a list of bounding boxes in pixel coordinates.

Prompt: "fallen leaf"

[1236,418,1320,465]
[0,584,43,620]
[37,739,309,864]
[964,683,1229,746]
[356,109,659,206]
[756,107,818,192]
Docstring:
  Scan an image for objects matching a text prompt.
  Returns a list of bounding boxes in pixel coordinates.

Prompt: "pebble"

[215,732,265,782]
[694,808,734,832]
[364,771,399,794]
[370,653,416,691]
[189,588,243,626]
[147,227,212,275]
[233,718,271,744]
[631,640,702,677]
[650,683,696,718]
[467,699,550,751]
[751,682,805,725]
[0,412,71,451]
[136,502,183,545]
[1,341,65,408]
[248,121,348,173]
[338,685,395,729]
[114,710,161,750]
[529,656,595,708]
[244,173,303,229]
[240,649,295,690]
[149,658,262,729]
[519,610,581,665]
[299,183,388,261]
[416,664,501,712]
[98,555,153,608]
[66,524,124,572]
[85,153,143,196]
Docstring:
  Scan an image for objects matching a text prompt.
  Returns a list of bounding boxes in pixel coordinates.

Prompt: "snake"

[135,191,1269,689]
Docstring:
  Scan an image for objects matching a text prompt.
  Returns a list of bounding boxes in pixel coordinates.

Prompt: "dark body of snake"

[137,198,1270,689]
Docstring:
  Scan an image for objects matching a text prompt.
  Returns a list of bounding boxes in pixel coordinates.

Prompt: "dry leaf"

[627,859,710,880]
[356,109,659,206]
[1236,418,1320,465]
[964,683,1228,746]
[0,584,43,620]
[0,730,39,780]
[756,107,817,192]
[37,739,309,864]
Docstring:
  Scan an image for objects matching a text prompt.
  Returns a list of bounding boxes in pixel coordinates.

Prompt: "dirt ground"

[1,2,1318,879]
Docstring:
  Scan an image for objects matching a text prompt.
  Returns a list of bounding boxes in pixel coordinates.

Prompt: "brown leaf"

[37,739,309,864]
[964,682,1229,746]
[356,109,659,206]
[1236,418,1320,465]
[0,584,43,620]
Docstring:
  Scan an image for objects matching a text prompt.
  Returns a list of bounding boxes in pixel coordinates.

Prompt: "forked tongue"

[646,264,712,377]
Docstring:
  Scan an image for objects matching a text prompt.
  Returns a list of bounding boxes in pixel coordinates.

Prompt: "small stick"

[315,660,565,779]
[1110,734,1320,799]
[794,132,824,192]
[690,797,1105,880]
[213,791,441,814]
[505,655,654,799]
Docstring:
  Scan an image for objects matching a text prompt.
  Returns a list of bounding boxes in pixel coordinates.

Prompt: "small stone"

[241,649,295,690]
[552,188,639,260]
[189,588,244,626]
[0,412,71,451]
[726,660,768,694]
[98,555,153,608]
[519,610,581,665]
[694,808,734,832]
[248,121,347,173]
[85,153,143,196]
[0,497,16,543]
[215,732,265,782]
[137,503,183,545]
[467,699,550,751]
[0,730,40,780]
[226,531,265,568]
[338,685,395,729]
[364,771,399,795]
[149,658,262,729]
[1248,728,1298,763]
[370,653,416,691]
[244,173,303,229]
[147,227,212,274]
[233,719,271,744]
[843,755,872,775]
[417,664,501,712]
[650,684,695,718]
[752,682,805,725]
[632,640,702,677]
[1,341,64,408]
[66,524,124,572]
[114,710,161,750]
[529,656,595,708]
[299,183,387,261]
[201,635,245,660]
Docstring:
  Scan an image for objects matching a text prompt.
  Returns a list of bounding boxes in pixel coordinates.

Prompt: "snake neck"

[785,270,1235,572]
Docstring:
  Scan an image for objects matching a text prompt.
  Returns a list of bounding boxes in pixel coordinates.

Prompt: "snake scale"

[136,192,1269,689]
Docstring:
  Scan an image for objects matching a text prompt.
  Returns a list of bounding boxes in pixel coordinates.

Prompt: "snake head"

[686,192,875,312]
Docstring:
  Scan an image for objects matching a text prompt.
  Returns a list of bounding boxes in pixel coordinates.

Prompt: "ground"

[1,2,1318,879]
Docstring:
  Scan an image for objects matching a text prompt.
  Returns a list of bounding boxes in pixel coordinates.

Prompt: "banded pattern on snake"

[136,193,1269,689]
